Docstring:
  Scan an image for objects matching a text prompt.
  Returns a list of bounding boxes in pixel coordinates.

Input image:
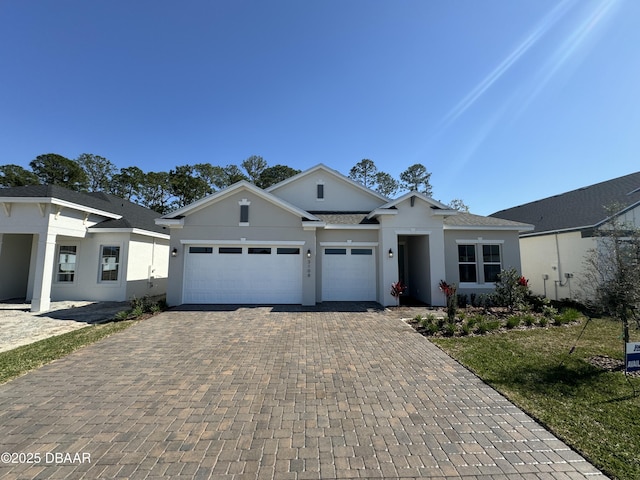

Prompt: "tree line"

[0,154,468,214]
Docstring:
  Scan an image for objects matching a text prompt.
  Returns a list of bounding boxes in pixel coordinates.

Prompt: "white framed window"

[100,246,120,282]
[482,244,502,282]
[239,198,250,225]
[458,245,477,283]
[457,242,503,284]
[56,245,77,282]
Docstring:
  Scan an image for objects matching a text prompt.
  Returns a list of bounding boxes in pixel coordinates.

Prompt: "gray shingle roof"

[0,185,166,235]
[311,212,379,225]
[443,212,533,230]
[490,171,640,235]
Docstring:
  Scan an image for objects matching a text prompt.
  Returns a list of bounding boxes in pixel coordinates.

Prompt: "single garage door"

[183,245,303,304]
[321,247,376,301]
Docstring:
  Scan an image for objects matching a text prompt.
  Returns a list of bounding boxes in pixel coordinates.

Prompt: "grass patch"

[0,320,136,384]
[432,318,640,480]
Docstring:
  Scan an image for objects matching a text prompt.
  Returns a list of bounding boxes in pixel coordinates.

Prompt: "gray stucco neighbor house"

[157,164,532,307]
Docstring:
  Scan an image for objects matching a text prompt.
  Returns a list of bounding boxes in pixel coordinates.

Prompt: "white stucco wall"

[520,232,597,301]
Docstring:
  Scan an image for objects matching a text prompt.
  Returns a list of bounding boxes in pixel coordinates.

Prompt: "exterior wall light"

[307,249,312,258]
[388,248,394,258]
[171,248,178,257]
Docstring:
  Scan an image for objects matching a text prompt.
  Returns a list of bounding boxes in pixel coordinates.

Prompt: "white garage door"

[183,245,303,304]
[322,247,376,301]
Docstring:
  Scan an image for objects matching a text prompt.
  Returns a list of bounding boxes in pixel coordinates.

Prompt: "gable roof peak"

[266,163,390,201]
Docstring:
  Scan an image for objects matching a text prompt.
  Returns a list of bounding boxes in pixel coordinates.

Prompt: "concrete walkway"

[0,306,604,479]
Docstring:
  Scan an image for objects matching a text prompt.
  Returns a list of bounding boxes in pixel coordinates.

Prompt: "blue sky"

[1,0,638,215]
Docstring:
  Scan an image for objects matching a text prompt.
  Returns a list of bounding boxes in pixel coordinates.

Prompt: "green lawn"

[0,320,136,384]
[432,318,640,480]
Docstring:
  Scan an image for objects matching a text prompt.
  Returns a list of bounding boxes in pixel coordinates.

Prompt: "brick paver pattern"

[0,306,604,479]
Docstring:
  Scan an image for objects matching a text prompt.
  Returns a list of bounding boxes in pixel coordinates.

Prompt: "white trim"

[0,197,122,219]
[395,229,432,235]
[302,221,325,230]
[459,283,496,289]
[322,224,379,230]
[455,238,504,244]
[320,241,379,247]
[155,218,184,228]
[181,239,306,246]
[87,227,170,240]
[367,209,398,219]
[445,224,534,232]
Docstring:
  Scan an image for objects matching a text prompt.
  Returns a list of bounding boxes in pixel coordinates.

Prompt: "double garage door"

[182,243,377,304]
[183,244,303,304]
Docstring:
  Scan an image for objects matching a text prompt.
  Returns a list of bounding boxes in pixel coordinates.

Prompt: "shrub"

[506,316,521,329]
[476,322,488,335]
[554,308,582,326]
[461,321,472,336]
[457,294,468,308]
[414,314,423,323]
[523,314,536,327]
[486,320,501,332]
[426,322,439,335]
[494,267,530,312]
[439,280,458,322]
[442,322,457,337]
[539,317,548,327]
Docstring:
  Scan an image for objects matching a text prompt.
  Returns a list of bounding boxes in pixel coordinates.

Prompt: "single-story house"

[157,164,532,307]
[490,171,640,301]
[0,185,170,312]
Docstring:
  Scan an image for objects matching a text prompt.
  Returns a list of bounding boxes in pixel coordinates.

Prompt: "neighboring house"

[490,171,640,301]
[157,164,531,307]
[0,185,170,312]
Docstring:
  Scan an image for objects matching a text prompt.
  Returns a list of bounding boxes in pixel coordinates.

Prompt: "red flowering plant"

[439,280,458,322]
[390,281,406,307]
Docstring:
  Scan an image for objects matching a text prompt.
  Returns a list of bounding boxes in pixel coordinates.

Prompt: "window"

[483,245,502,282]
[248,247,271,254]
[219,247,242,254]
[240,205,249,223]
[325,248,346,255]
[189,247,213,254]
[277,248,300,255]
[317,184,324,199]
[100,246,120,282]
[351,248,372,255]
[458,245,477,283]
[57,246,77,282]
[457,243,503,283]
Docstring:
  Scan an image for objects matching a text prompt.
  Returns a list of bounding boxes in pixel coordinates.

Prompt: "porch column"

[30,233,56,313]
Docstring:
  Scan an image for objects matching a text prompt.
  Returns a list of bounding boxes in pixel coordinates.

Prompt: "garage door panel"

[322,248,376,301]
[183,245,302,304]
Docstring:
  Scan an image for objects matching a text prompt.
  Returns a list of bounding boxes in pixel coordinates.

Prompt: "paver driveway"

[0,305,603,479]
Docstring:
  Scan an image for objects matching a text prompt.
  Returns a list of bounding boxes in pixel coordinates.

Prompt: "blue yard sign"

[626,342,640,374]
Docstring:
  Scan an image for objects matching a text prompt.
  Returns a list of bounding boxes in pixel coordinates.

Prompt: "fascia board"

[87,227,170,240]
[0,196,122,219]
[444,224,535,232]
[155,218,184,228]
